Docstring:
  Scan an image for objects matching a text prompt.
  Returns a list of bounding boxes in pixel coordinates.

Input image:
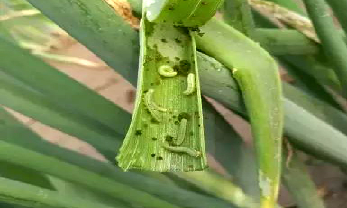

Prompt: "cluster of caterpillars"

[143,65,201,158]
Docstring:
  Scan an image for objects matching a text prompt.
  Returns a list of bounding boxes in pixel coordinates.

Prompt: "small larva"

[175,118,187,145]
[161,143,201,157]
[158,65,177,77]
[183,73,196,95]
[144,89,166,121]
[145,89,167,112]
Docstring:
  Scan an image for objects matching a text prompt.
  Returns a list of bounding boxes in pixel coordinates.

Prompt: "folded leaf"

[196,18,283,208]
[200,58,259,199]
[117,15,207,171]
[198,51,347,169]
[117,0,223,172]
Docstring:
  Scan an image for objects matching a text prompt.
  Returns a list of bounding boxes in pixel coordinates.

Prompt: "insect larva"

[161,143,201,157]
[144,89,166,121]
[175,118,187,145]
[183,73,196,95]
[145,89,167,112]
[158,65,177,77]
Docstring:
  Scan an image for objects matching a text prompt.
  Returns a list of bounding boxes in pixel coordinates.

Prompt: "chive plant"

[0,0,346,208]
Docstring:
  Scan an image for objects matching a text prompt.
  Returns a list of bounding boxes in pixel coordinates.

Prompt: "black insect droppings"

[173,60,191,76]
[135,130,142,136]
[197,32,205,37]
[178,112,191,121]
[165,135,174,142]
[174,38,182,44]
[151,118,159,124]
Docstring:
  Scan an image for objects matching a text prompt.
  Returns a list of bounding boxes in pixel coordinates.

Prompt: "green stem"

[177,171,258,208]
[0,177,121,208]
[0,141,181,208]
[0,93,233,208]
[198,51,347,170]
[196,19,283,208]
[223,0,255,37]
[255,29,319,55]
[325,0,347,35]
[282,151,326,208]
[302,0,347,98]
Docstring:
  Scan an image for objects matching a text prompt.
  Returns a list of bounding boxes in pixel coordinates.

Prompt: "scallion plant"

[0,0,346,208]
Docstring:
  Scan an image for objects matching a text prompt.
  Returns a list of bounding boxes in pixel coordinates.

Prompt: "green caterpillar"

[175,118,187,145]
[158,65,178,77]
[144,89,167,121]
[162,143,201,158]
[183,73,196,95]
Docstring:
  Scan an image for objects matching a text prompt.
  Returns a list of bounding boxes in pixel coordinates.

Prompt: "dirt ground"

[9,41,347,208]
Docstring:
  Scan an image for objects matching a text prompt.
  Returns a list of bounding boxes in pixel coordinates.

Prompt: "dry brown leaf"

[103,0,140,29]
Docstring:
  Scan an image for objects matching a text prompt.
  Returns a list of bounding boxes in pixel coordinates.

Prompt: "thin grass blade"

[0,73,120,160]
[26,0,140,84]
[223,0,255,37]
[0,176,123,208]
[0,35,131,135]
[177,171,258,208]
[302,0,347,98]
[0,161,53,190]
[0,107,235,208]
[282,151,326,208]
[325,0,347,36]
